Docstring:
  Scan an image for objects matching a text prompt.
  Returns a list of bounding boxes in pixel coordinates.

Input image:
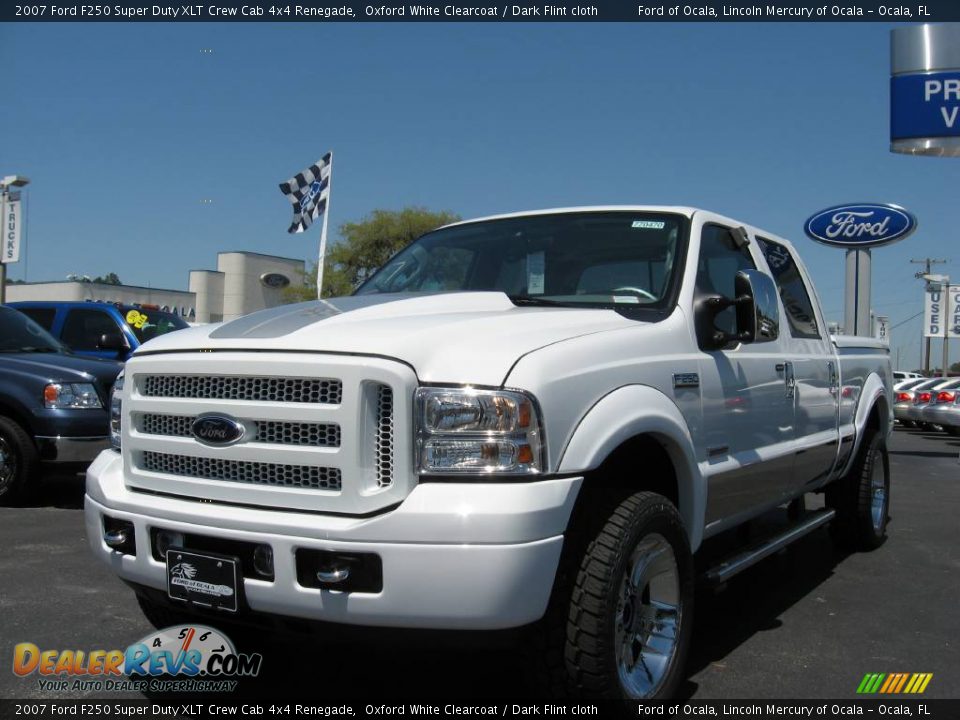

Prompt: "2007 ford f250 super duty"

[85,207,892,698]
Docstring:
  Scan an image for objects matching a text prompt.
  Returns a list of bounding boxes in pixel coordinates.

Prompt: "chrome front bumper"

[36,436,111,464]
[86,450,582,630]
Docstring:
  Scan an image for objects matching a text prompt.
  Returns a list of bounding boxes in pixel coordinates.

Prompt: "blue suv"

[11,301,189,361]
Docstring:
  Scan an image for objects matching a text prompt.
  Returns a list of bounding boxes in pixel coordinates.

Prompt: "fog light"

[155,530,185,558]
[252,545,274,578]
[104,529,128,548]
[102,517,135,555]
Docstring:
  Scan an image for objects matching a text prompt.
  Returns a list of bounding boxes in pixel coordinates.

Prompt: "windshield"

[0,307,65,353]
[355,211,686,310]
[121,307,189,343]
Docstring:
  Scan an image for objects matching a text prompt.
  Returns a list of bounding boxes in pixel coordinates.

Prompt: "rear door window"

[61,309,123,351]
[757,237,821,339]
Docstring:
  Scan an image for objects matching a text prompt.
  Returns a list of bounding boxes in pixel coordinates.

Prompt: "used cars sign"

[803,204,917,248]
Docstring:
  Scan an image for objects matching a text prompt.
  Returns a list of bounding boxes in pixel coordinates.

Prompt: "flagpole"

[316,151,332,299]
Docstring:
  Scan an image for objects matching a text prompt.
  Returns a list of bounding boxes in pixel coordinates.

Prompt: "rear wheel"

[0,416,38,506]
[827,431,889,551]
[561,492,694,699]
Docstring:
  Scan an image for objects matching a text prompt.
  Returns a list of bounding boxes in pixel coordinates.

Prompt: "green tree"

[92,272,122,285]
[284,207,460,301]
[951,361,960,374]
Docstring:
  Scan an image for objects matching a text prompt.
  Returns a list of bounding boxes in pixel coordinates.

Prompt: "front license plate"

[166,549,239,613]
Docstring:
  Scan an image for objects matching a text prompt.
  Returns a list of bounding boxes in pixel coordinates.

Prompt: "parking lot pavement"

[0,428,957,700]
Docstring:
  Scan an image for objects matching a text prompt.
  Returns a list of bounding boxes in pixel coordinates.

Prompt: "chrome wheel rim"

[870,456,887,532]
[0,435,15,494]
[615,533,681,698]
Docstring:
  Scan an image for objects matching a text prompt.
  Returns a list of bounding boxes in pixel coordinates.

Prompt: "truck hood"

[136,292,638,386]
[0,352,122,391]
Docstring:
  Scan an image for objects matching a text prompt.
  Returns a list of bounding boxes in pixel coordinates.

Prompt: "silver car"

[936,394,960,436]
[894,377,938,427]
[920,379,960,433]
[908,378,960,429]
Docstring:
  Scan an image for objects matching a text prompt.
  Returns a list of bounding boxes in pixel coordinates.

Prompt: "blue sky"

[1,21,957,368]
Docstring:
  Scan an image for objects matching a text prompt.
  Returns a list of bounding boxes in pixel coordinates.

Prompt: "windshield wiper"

[507,294,572,307]
[14,346,60,353]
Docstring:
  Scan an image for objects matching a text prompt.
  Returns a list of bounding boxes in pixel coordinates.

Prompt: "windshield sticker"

[612,295,641,304]
[632,220,666,230]
[125,310,149,329]
[526,251,545,295]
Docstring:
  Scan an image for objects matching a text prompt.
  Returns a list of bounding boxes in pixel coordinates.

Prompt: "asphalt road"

[1,427,957,700]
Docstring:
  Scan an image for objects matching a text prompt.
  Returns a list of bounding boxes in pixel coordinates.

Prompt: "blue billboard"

[891,71,960,142]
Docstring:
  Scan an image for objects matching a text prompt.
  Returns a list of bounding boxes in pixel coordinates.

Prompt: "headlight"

[415,387,544,475]
[43,383,103,409]
[110,373,124,451]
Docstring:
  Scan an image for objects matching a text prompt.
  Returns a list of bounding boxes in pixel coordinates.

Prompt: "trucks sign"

[803,203,917,248]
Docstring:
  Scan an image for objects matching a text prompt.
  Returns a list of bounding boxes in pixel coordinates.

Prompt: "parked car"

[904,378,960,429]
[892,377,933,427]
[935,393,960,436]
[919,378,960,432]
[0,305,123,504]
[11,301,189,361]
[893,370,924,382]
[85,206,892,699]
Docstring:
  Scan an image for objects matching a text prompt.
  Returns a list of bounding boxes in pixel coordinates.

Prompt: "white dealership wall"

[6,251,305,324]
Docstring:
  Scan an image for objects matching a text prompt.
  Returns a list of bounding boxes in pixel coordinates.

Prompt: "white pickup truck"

[86,206,893,699]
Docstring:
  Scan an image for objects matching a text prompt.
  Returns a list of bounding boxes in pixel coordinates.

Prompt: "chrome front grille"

[142,375,342,404]
[137,413,341,448]
[375,384,394,488]
[142,451,342,490]
[124,353,414,515]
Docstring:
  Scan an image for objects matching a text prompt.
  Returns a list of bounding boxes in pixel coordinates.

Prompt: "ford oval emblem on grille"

[191,415,245,446]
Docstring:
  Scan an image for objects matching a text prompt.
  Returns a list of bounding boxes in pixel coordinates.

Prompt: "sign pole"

[844,248,872,336]
[944,280,951,377]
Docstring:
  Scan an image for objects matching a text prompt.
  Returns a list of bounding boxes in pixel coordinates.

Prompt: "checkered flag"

[279,152,332,234]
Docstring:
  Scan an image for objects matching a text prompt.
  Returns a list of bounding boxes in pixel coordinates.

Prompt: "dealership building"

[5,251,305,324]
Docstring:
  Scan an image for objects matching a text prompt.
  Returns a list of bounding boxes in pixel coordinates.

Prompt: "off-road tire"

[550,491,694,699]
[0,415,39,506]
[826,430,890,551]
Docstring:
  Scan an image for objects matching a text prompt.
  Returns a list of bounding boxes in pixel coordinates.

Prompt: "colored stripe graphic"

[858,673,932,694]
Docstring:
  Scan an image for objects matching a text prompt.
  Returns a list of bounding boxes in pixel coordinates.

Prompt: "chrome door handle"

[783,361,796,399]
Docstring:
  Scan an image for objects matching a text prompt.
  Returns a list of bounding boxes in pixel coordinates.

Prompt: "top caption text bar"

[5,1,960,22]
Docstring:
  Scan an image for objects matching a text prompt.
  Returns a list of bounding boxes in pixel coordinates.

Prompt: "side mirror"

[97,332,128,352]
[695,269,779,351]
[734,269,780,344]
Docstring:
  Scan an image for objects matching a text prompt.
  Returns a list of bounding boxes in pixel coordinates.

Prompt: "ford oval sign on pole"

[803,203,917,248]
[891,24,960,157]
[804,203,917,338]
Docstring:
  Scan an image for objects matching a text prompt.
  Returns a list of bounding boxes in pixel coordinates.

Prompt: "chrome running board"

[703,508,836,585]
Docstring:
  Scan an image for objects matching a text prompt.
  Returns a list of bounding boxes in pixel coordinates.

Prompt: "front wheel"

[0,416,38,506]
[563,492,694,699]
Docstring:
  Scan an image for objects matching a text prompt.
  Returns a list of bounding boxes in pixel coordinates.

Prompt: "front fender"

[557,385,705,550]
